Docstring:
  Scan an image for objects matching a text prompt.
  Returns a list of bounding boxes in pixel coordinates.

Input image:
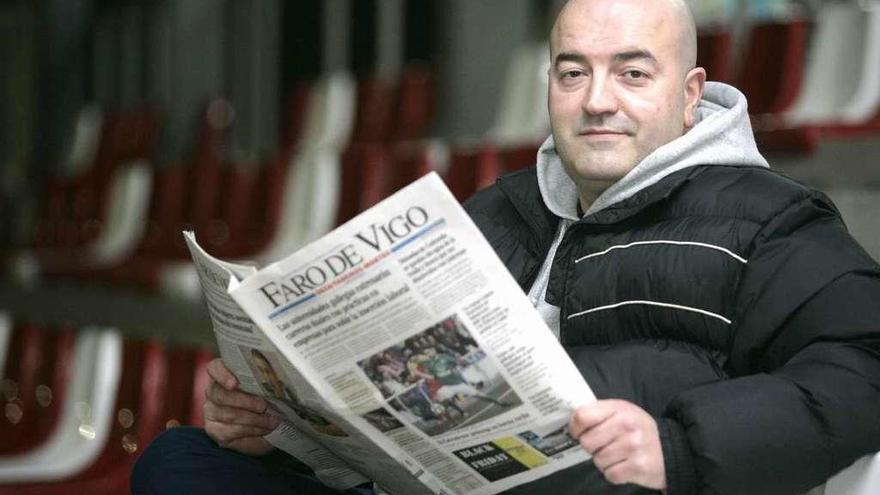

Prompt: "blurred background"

[0,0,879,491]
[1,0,879,339]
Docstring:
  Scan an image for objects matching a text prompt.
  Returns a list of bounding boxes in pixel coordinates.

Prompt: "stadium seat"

[35,160,154,278]
[197,162,261,258]
[30,107,103,249]
[499,143,540,173]
[391,64,436,142]
[159,346,215,430]
[445,145,502,202]
[0,322,45,455]
[490,42,551,146]
[299,71,356,152]
[1,324,75,457]
[388,140,442,195]
[255,147,341,263]
[0,328,122,483]
[335,142,394,226]
[786,2,880,126]
[278,80,315,159]
[0,339,167,495]
[737,18,810,116]
[351,75,396,143]
[696,27,734,84]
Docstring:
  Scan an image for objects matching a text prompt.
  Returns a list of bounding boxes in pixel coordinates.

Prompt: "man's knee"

[131,426,224,494]
[131,426,347,495]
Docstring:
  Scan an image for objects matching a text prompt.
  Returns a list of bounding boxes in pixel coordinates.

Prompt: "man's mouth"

[580,128,628,136]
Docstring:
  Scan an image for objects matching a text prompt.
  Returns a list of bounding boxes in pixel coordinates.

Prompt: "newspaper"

[185,172,597,495]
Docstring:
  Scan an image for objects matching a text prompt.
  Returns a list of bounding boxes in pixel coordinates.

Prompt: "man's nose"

[582,76,618,116]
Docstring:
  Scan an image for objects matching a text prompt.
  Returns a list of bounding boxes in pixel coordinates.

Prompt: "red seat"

[737,19,810,115]
[0,340,167,495]
[336,143,394,226]
[85,164,188,289]
[167,99,231,258]
[697,27,734,84]
[1,324,76,457]
[388,142,436,196]
[92,99,232,291]
[278,81,315,160]
[753,124,820,155]
[242,156,291,257]
[196,162,261,258]
[498,143,540,173]
[445,145,502,202]
[391,64,435,142]
[157,346,215,431]
[351,76,396,143]
[0,323,45,455]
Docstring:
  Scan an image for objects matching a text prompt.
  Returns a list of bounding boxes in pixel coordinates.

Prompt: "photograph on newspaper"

[357,314,523,437]
[239,345,349,437]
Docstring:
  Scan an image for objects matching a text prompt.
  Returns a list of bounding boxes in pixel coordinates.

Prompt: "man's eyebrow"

[554,50,660,68]
[554,52,586,67]
[613,50,659,66]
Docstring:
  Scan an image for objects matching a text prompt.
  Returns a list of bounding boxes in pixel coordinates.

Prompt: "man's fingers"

[223,436,276,456]
[206,421,278,446]
[568,400,618,438]
[203,401,279,429]
[591,437,630,472]
[207,382,268,413]
[206,358,238,390]
[576,415,627,454]
[602,459,636,486]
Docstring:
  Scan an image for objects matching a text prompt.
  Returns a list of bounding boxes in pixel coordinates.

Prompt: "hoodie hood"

[537,82,770,220]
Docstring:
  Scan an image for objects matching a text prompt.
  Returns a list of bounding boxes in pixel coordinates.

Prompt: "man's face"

[549,0,701,191]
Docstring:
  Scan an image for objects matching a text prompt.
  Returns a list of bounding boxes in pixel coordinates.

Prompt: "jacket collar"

[496,165,709,237]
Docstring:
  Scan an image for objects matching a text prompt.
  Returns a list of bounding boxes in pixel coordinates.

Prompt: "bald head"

[546,0,706,208]
[551,0,698,76]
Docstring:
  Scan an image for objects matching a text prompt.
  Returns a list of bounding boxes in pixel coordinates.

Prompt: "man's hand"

[203,358,280,456]
[568,399,666,490]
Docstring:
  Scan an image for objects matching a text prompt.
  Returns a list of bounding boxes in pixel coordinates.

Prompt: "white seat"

[838,1,880,124]
[686,0,737,27]
[824,453,880,495]
[0,327,122,483]
[490,42,550,146]
[160,146,343,300]
[256,147,341,264]
[786,2,880,125]
[86,159,153,265]
[164,72,354,295]
[11,159,153,283]
[299,71,356,153]
[62,105,103,178]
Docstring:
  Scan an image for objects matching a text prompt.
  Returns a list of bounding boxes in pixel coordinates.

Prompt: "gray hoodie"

[528,82,770,338]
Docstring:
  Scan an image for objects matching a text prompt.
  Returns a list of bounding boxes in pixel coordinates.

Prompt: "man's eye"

[624,70,646,79]
[562,70,585,79]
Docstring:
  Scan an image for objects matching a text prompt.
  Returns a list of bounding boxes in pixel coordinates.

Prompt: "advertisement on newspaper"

[226,172,597,495]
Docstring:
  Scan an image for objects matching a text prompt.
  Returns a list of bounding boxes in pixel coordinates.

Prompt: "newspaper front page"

[220,172,597,494]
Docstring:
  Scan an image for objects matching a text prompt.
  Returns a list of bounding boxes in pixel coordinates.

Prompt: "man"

[133,0,880,493]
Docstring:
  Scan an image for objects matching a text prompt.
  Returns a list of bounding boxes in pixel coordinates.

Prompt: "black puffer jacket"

[465,165,880,495]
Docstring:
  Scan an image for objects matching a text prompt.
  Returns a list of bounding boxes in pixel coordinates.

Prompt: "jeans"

[131,426,375,495]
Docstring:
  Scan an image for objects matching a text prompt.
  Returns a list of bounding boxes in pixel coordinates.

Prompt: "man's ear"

[683,67,706,129]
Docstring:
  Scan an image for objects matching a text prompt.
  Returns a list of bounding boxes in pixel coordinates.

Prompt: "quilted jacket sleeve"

[663,193,880,494]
